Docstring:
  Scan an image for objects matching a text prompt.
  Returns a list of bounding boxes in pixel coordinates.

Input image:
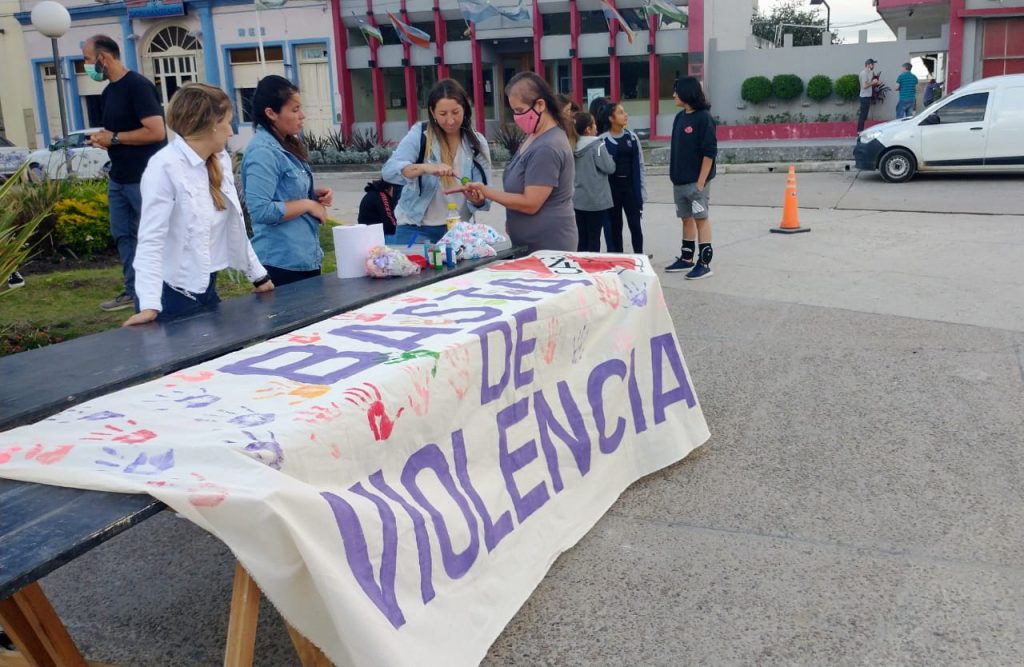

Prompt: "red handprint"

[170,370,215,383]
[83,420,158,444]
[344,383,404,441]
[330,311,386,323]
[295,401,344,425]
[593,275,621,310]
[444,345,472,400]
[287,331,321,344]
[24,443,75,465]
[404,364,433,417]
[542,317,560,365]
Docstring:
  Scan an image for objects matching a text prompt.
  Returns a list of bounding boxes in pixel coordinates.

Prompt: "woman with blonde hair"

[382,78,491,244]
[126,83,273,325]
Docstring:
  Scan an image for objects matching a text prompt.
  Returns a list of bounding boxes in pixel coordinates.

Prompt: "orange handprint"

[254,379,330,405]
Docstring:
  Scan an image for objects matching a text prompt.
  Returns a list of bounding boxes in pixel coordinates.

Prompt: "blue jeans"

[896,99,915,118]
[384,224,447,246]
[108,180,142,298]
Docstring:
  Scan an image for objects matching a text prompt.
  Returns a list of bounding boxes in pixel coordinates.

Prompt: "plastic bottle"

[445,202,460,231]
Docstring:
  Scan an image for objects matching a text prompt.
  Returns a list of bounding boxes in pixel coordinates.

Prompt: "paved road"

[36,170,1024,665]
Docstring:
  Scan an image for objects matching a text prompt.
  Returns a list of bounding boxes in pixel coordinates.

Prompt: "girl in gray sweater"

[572,112,616,252]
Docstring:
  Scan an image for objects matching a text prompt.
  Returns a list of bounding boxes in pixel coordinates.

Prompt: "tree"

[751,0,838,47]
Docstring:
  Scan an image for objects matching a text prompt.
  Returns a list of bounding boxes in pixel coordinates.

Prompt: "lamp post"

[809,0,830,39]
[30,1,73,177]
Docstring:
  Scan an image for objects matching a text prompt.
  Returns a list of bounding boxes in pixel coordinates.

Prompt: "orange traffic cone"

[771,165,810,234]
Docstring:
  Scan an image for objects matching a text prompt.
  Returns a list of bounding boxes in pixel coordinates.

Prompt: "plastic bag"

[439,222,506,260]
[365,245,421,278]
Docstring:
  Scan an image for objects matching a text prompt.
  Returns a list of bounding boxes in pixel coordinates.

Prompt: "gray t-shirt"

[859,68,875,98]
[503,127,577,253]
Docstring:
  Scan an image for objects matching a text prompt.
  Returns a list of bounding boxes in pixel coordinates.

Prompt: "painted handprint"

[309,432,342,460]
[96,447,174,475]
[169,370,215,383]
[0,443,74,466]
[542,317,560,365]
[443,345,472,399]
[231,431,284,470]
[593,275,621,310]
[147,473,228,507]
[254,379,330,405]
[404,363,433,417]
[295,401,344,425]
[45,408,124,424]
[147,387,221,410]
[287,331,321,344]
[622,279,649,308]
[612,326,635,354]
[344,383,404,441]
[198,406,276,427]
[83,420,158,445]
[571,323,590,364]
[383,349,441,377]
[330,311,385,323]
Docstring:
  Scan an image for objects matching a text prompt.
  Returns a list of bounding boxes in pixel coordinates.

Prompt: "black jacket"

[357,182,399,235]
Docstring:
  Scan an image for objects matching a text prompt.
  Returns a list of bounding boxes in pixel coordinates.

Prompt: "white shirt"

[134,136,266,312]
[423,144,468,227]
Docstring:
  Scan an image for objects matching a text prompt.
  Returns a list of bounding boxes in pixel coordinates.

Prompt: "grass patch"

[1,223,341,356]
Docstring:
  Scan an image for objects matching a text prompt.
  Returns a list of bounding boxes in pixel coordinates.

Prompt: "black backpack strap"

[416,121,427,190]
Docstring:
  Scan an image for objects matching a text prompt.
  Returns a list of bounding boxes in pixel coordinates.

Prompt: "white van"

[854,73,1024,182]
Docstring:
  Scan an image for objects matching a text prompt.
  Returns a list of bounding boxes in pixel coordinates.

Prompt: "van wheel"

[879,148,916,183]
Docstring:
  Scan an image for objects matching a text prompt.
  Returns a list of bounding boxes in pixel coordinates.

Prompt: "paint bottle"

[434,243,446,270]
[423,243,430,263]
[445,243,454,268]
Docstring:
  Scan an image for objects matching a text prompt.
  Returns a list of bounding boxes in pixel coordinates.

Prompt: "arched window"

[147,26,201,104]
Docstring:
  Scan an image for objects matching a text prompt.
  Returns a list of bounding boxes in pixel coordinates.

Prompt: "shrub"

[835,74,860,101]
[368,146,394,162]
[814,113,832,122]
[741,76,772,104]
[806,75,833,101]
[492,124,526,155]
[335,151,370,164]
[52,182,112,257]
[1,164,51,287]
[490,146,511,162]
[346,128,379,153]
[772,74,804,101]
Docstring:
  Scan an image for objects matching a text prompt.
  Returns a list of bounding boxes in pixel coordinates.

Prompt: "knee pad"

[699,243,713,265]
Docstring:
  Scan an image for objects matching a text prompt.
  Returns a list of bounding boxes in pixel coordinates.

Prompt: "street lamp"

[30,1,73,176]
[809,0,830,38]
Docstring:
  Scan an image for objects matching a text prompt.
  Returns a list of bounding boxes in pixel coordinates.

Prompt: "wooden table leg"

[0,582,87,667]
[284,623,332,667]
[223,561,260,667]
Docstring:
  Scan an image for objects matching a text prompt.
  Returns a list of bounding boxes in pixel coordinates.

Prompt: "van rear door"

[918,92,990,167]
[984,86,1024,168]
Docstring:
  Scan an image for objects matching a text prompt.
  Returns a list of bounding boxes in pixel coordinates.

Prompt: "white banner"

[0,252,709,666]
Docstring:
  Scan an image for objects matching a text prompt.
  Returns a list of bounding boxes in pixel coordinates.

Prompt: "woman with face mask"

[125,84,273,326]
[382,79,491,245]
[462,72,577,253]
[242,75,333,287]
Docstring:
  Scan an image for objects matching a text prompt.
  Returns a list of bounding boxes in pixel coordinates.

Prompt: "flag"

[458,0,499,24]
[600,0,635,44]
[495,0,531,23]
[645,0,688,26]
[387,12,431,49]
[355,15,383,44]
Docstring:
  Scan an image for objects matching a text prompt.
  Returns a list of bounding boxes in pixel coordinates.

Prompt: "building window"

[414,66,438,119]
[446,19,470,42]
[147,26,202,104]
[227,45,285,124]
[657,54,688,101]
[351,69,375,123]
[619,55,649,100]
[581,58,610,97]
[580,10,610,34]
[542,13,571,33]
[228,46,284,64]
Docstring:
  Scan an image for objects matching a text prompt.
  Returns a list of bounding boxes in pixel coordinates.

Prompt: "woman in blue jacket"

[242,75,333,286]
[382,79,491,244]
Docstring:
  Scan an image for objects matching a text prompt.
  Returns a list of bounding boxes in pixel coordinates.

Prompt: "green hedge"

[740,76,773,104]
[806,75,833,101]
[772,74,804,101]
[834,74,861,101]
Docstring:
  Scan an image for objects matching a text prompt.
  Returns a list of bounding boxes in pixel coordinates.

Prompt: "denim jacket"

[241,126,324,271]
[381,124,492,227]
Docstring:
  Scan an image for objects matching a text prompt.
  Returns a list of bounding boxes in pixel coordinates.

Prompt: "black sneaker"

[6,271,25,289]
[664,256,695,273]
[685,264,713,280]
[100,292,134,311]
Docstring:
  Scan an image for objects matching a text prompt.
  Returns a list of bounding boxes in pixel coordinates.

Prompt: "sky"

[757,0,897,43]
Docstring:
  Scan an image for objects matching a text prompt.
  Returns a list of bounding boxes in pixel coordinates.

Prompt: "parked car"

[854,73,1024,183]
[23,130,110,181]
[0,135,31,180]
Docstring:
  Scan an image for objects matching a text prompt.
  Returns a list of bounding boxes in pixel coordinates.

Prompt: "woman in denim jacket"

[381,79,491,244]
[242,75,333,286]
